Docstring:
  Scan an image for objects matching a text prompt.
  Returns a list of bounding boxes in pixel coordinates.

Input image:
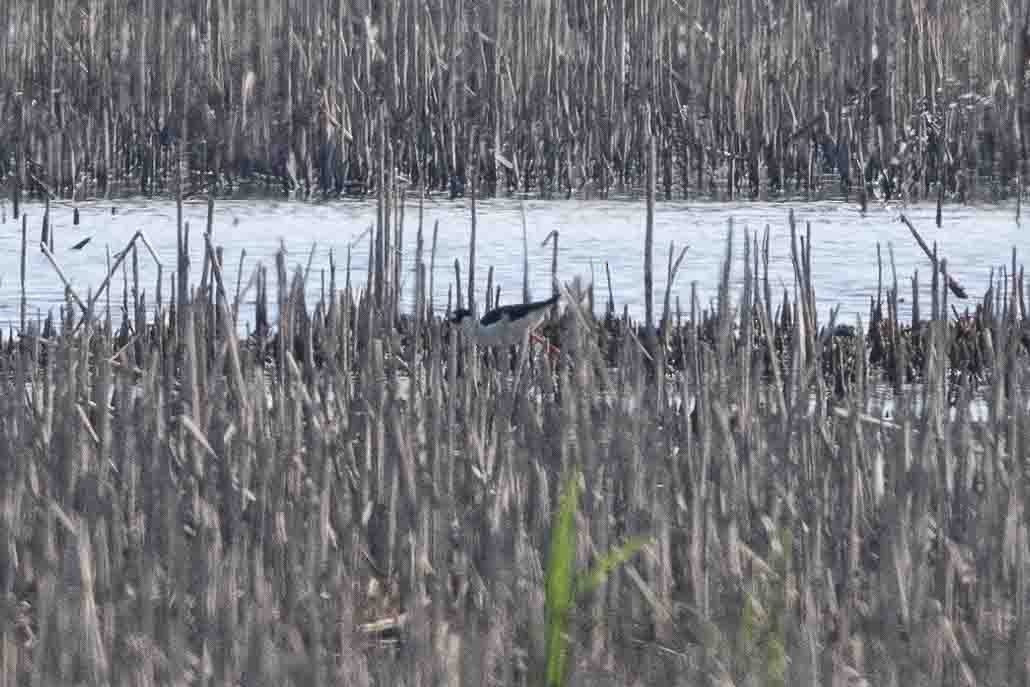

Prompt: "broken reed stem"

[900,213,968,299]
[40,243,87,315]
[69,230,165,333]
[233,249,247,325]
[203,232,249,413]
[661,243,690,334]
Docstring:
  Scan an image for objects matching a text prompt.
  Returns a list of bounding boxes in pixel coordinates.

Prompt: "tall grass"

[0,203,1027,686]
[0,0,1027,202]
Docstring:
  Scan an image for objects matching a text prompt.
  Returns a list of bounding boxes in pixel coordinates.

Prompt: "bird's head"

[447,308,476,333]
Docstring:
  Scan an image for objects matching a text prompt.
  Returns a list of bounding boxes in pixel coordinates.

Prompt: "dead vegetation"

[0,185,1025,687]
[2,0,1030,204]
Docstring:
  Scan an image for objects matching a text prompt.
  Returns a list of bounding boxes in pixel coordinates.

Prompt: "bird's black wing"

[480,294,559,326]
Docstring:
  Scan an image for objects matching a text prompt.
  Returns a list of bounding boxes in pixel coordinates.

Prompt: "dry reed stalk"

[19,214,26,336]
[428,220,439,317]
[1,0,1024,203]
[645,119,656,339]
[39,243,87,315]
[541,230,559,322]
[900,213,968,300]
[468,144,478,315]
[661,243,690,335]
[0,195,1025,686]
[521,202,530,302]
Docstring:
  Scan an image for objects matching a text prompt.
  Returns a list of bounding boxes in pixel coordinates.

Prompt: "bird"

[448,293,560,347]
[70,236,92,250]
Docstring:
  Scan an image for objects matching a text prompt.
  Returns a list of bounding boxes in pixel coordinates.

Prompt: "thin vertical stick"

[233,249,247,325]
[46,195,52,251]
[1018,175,1023,223]
[542,231,559,298]
[429,220,439,317]
[10,167,18,220]
[468,144,478,315]
[454,260,463,311]
[20,213,27,335]
[521,202,530,302]
[605,261,615,316]
[176,160,188,347]
[645,108,656,336]
[415,199,425,322]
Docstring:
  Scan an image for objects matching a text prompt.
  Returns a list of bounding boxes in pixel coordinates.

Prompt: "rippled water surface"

[0,197,1025,328]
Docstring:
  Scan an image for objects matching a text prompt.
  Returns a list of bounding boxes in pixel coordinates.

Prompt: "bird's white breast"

[476,314,516,345]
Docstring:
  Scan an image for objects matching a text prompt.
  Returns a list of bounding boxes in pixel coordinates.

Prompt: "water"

[0,196,1025,331]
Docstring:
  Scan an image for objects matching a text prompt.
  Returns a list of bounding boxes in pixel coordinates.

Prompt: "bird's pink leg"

[530,331,561,357]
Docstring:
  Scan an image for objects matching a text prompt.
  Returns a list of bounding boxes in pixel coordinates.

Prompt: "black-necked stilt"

[448,293,560,347]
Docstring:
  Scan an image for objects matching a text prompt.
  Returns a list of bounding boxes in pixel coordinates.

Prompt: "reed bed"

[586,215,1030,399]
[0,195,1026,687]
[1,0,1028,205]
